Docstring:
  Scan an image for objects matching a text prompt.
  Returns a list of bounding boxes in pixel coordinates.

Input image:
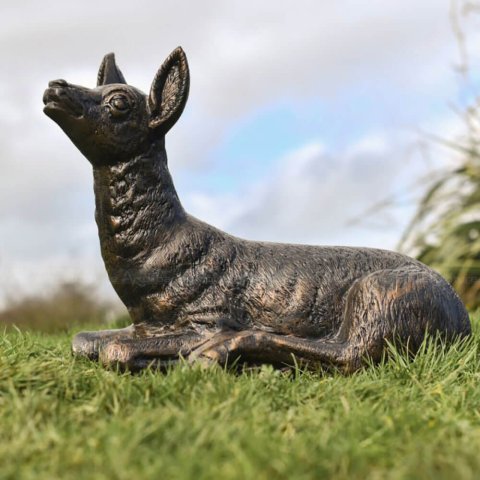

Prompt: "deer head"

[43,47,190,165]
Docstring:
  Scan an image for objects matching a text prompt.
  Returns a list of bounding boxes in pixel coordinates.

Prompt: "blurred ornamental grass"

[399,103,480,309]
[391,1,480,309]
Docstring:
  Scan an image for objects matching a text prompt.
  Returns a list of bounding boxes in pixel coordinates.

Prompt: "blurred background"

[2,0,480,331]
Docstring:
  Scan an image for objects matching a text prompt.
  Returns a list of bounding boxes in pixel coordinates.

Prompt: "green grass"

[2,319,480,480]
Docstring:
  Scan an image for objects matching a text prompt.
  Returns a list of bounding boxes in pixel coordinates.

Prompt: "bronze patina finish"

[43,47,471,372]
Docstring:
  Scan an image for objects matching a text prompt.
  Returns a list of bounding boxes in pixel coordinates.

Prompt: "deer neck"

[92,141,186,261]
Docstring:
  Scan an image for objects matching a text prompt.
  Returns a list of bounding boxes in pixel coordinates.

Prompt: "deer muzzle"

[43,80,85,119]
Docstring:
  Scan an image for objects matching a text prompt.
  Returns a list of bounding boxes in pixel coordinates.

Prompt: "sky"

[1,0,479,306]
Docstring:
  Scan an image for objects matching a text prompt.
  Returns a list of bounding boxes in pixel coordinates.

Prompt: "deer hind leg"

[189,267,471,373]
[98,332,205,372]
[187,329,350,370]
[72,325,135,360]
[336,266,470,370]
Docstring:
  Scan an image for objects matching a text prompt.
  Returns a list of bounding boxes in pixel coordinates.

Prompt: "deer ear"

[97,53,126,86]
[148,47,190,133]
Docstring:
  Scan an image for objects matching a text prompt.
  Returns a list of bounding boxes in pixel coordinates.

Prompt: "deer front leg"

[72,325,135,360]
[98,332,205,372]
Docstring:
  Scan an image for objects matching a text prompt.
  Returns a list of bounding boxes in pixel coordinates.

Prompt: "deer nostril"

[49,79,68,88]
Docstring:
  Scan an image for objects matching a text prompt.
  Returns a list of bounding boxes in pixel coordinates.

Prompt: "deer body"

[44,48,471,372]
[91,140,425,339]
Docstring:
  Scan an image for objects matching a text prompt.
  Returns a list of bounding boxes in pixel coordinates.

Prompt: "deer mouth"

[43,87,84,119]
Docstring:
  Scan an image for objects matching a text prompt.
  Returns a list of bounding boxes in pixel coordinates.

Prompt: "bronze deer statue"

[43,47,471,373]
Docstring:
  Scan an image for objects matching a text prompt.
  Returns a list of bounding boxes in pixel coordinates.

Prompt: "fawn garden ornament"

[43,47,471,372]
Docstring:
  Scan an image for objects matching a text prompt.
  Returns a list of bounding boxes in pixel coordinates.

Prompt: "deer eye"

[106,94,131,117]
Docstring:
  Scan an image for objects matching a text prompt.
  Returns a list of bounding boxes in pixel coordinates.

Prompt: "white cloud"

[184,134,417,248]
